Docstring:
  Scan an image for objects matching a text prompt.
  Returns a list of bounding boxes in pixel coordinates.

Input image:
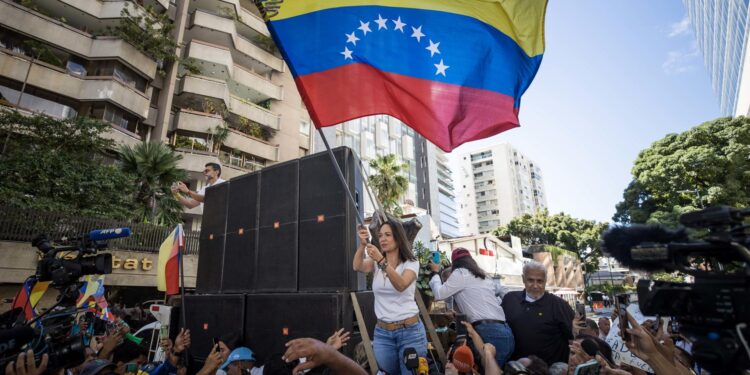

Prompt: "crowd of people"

[3,215,707,375]
[352,216,703,375]
[5,321,368,375]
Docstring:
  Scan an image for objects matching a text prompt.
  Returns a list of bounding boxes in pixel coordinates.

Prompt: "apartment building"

[459,144,548,234]
[0,0,312,230]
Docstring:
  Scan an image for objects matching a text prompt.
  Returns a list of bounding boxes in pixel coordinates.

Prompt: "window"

[66,57,87,77]
[300,120,310,135]
[95,61,147,93]
[91,103,141,136]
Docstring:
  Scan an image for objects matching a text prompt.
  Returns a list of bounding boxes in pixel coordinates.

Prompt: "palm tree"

[368,154,409,215]
[119,142,187,225]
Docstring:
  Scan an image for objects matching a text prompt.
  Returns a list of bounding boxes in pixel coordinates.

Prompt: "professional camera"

[602,206,750,374]
[0,228,130,374]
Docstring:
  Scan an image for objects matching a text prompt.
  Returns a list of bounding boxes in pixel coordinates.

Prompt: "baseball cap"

[80,359,116,375]
[220,347,256,370]
[451,248,471,263]
[451,344,474,373]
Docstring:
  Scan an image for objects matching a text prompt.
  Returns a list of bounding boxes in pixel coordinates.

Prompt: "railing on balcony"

[0,205,200,255]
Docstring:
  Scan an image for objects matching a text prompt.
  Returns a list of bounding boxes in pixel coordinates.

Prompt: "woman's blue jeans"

[474,322,515,368]
[373,320,428,374]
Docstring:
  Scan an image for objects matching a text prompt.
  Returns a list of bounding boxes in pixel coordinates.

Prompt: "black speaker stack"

[186,147,375,364]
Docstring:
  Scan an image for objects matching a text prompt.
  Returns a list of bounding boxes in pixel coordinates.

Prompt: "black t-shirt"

[501,291,575,365]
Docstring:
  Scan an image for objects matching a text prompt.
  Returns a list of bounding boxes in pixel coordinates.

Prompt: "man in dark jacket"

[501,260,574,365]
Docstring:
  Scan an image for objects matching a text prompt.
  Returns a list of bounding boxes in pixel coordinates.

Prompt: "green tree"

[106,4,178,71]
[368,154,409,215]
[614,116,750,226]
[119,142,186,225]
[0,111,136,219]
[494,210,609,279]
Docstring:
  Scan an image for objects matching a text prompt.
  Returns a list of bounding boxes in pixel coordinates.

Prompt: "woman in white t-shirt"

[353,215,427,375]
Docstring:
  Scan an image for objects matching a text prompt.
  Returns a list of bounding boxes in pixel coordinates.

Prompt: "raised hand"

[325,328,351,351]
[357,225,369,246]
[5,350,48,375]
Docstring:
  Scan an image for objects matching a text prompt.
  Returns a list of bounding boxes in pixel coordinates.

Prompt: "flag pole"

[316,128,365,226]
[178,224,189,364]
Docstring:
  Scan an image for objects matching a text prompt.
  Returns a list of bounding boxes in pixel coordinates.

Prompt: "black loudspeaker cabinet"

[222,173,260,292]
[244,292,369,363]
[255,160,299,292]
[183,294,245,360]
[226,172,259,233]
[255,223,297,292]
[196,182,229,293]
[298,147,365,292]
[258,160,299,227]
[221,230,258,292]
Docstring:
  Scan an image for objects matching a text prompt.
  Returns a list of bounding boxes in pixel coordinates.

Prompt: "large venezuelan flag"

[261,0,547,151]
[157,225,183,295]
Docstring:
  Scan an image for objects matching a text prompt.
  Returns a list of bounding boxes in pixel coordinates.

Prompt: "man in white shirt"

[172,162,226,209]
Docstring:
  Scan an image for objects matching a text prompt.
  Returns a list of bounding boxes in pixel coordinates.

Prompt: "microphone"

[417,357,429,375]
[601,225,688,271]
[403,347,419,374]
[0,326,36,356]
[581,338,614,366]
[87,228,132,242]
[451,344,474,373]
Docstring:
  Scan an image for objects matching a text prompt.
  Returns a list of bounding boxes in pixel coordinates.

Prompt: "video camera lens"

[80,253,113,275]
[47,335,86,371]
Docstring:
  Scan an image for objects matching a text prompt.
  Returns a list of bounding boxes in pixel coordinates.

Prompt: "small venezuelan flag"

[157,225,183,295]
[260,0,547,151]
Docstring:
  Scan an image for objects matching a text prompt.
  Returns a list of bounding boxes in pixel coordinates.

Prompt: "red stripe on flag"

[296,63,519,152]
[12,280,33,320]
[165,239,180,295]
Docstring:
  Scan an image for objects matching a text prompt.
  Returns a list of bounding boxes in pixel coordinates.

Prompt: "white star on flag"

[426,40,440,57]
[411,26,425,42]
[434,59,449,76]
[341,46,353,60]
[393,17,406,32]
[358,21,372,35]
[345,32,360,45]
[375,14,388,30]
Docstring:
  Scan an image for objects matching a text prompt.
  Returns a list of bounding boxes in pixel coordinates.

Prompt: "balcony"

[186,40,282,102]
[188,0,270,38]
[0,51,151,118]
[223,127,278,162]
[174,148,252,180]
[105,123,142,148]
[186,10,284,74]
[173,110,280,162]
[176,75,280,130]
[28,0,152,33]
[0,1,158,78]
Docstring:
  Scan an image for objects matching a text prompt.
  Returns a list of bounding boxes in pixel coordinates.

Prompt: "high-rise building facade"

[0,0,312,230]
[459,144,547,235]
[683,0,750,116]
[314,115,421,217]
[416,139,461,238]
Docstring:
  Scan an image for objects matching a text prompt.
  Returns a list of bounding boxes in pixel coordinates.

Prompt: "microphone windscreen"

[602,225,688,271]
[580,338,599,357]
[451,345,474,373]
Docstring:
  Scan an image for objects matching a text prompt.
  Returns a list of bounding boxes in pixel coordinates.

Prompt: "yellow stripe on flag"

[157,227,178,292]
[29,281,49,309]
[268,0,547,57]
